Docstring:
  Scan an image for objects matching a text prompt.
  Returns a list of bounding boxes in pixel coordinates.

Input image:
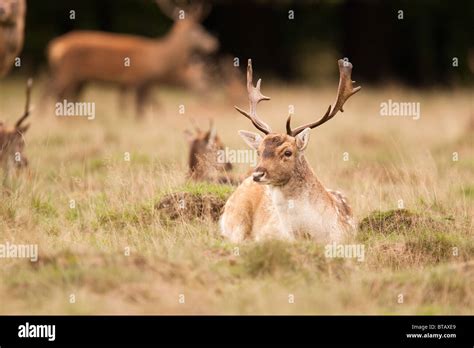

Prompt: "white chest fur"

[263,186,344,242]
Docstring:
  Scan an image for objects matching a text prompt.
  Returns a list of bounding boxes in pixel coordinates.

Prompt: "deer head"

[0,0,22,23]
[0,78,32,168]
[185,120,232,180]
[156,0,218,54]
[236,59,361,186]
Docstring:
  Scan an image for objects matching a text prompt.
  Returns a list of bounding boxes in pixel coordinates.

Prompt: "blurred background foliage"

[17,0,474,86]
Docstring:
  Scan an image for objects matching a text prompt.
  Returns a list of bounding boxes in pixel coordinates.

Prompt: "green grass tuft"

[174,181,234,200]
[242,241,297,277]
[31,196,58,218]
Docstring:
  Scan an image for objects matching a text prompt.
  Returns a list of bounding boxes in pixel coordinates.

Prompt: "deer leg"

[56,82,71,102]
[59,81,84,102]
[70,82,85,101]
[135,85,158,118]
[38,78,56,115]
[52,76,82,102]
[136,87,145,117]
[148,94,161,111]
[118,86,129,114]
[49,74,68,102]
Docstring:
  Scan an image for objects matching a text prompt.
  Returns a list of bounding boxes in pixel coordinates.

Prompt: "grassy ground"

[0,78,472,314]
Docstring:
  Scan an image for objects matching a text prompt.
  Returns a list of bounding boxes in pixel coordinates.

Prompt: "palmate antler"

[234,59,272,134]
[286,59,361,136]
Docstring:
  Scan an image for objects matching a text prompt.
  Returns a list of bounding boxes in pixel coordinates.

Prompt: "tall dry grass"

[0,78,472,314]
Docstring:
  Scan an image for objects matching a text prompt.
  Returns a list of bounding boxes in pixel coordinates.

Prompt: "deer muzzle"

[252,168,267,183]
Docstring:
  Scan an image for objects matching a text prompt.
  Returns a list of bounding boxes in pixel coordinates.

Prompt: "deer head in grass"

[185,120,233,184]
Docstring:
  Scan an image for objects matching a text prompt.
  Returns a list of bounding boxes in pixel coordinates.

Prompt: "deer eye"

[284,150,292,157]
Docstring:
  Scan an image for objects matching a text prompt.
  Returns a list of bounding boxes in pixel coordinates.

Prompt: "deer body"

[49,29,201,88]
[220,59,360,243]
[47,2,218,115]
[0,0,26,77]
[221,136,354,243]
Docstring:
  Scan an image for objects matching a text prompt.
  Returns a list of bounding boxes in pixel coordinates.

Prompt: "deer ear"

[238,130,262,150]
[295,128,311,151]
[206,124,217,147]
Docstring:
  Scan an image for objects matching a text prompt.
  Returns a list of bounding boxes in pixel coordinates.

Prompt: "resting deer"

[0,0,26,77]
[185,120,236,184]
[0,78,32,175]
[220,59,361,243]
[47,0,218,116]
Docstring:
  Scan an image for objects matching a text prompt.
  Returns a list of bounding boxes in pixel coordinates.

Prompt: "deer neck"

[267,155,326,201]
[161,25,194,64]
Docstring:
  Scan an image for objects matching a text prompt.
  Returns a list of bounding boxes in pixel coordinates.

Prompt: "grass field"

[0,78,472,314]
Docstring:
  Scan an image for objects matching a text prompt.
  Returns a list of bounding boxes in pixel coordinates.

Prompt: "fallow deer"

[185,120,235,184]
[0,78,32,175]
[47,0,218,116]
[0,0,26,77]
[220,59,361,243]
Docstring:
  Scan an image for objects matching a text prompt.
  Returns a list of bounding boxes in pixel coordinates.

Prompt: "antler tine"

[234,59,272,135]
[157,0,211,22]
[287,59,361,136]
[190,0,212,22]
[155,0,178,20]
[15,78,33,129]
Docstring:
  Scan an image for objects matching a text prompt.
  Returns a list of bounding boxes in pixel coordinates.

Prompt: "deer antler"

[286,59,361,137]
[155,0,178,20]
[155,0,211,22]
[234,59,272,135]
[15,78,33,129]
[198,2,212,21]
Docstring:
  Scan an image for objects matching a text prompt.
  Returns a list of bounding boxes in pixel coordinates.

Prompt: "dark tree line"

[17,0,474,86]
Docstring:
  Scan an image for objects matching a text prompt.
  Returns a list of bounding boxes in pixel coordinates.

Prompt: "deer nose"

[252,171,265,182]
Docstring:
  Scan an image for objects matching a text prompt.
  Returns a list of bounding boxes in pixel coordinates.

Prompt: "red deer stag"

[220,59,361,242]
[0,0,26,77]
[47,0,218,116]
[0,78,32,175]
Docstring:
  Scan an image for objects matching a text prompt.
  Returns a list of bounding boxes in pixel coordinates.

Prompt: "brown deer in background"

[185,120,237,184]
[0,78,32,176]
[0,0,25,77]
[216,55,246,104]
[220,59,361,243]
[47,0,218,117]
